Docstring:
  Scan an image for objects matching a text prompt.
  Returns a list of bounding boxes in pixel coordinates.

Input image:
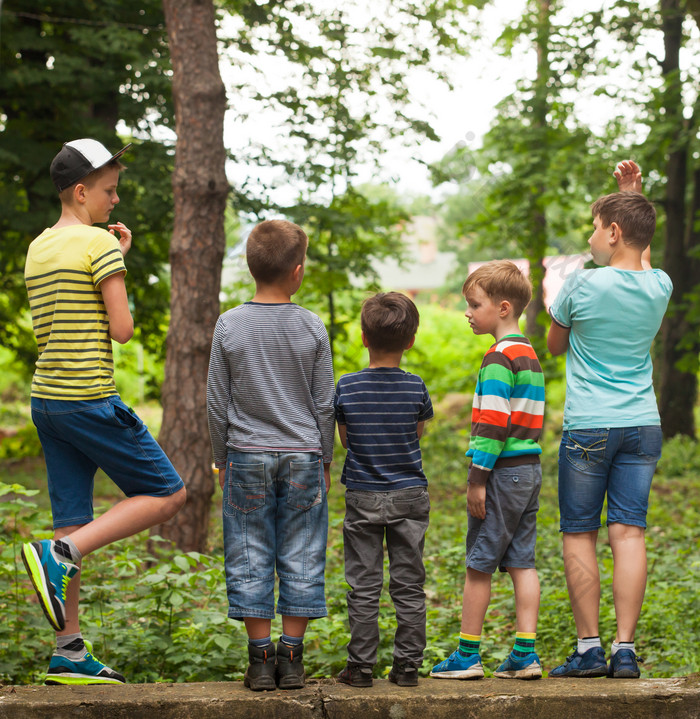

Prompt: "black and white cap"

[50,138,132,193]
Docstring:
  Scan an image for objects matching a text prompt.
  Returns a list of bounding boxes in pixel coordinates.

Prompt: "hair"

[590,191,656,249]
[246,220,309,284]
[462,260,532,318]
[58,159,126,203]
[360,292,420,353]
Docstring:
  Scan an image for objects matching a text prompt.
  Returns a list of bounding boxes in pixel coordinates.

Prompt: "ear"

[361,331,370,348]
[405,335,416,350]
[291,263,303,282]
[73,182,88,205]
[499,299,512,317]
[609,221,620,245]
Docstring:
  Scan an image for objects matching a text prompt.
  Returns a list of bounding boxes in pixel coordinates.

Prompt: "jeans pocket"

[565,429,608,471]
[226,461,266,514]
[392,489,430,519]
[637,426,662,460]
[287,458,322,511]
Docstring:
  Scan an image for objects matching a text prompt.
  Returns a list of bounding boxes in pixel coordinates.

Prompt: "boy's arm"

[417,420,425,439]
[547,318,570,356]
[337,423,348,449]
[99,272,134,344]
[312,325,336,466]
[614,160,653,270]
[206,318,231,477]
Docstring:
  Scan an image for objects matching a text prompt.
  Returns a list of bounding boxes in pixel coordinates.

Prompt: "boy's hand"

[613,160,642,193]
[467,483,486,520]
[218,468,225,491]
[323,463,331,494]
[108,221,132,256]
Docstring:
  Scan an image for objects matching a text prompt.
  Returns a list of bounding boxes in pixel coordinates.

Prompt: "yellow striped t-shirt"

[25,225,127,399]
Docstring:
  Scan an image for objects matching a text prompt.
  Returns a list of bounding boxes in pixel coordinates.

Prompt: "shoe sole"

[338,675,373,687]
[244,675,276,691]
[21,543,64,631]
[551,667,607,678]
[494,664,542,680]
[277,672,306,690]
[608,670,640,679]
[389,676,418,687]
[45,673,124,686]
[430,669,484,680]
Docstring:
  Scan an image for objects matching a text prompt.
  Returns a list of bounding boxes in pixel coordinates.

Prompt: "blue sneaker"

[45,642,125,685]
[550,646,607,677]
[430,650,484,679]
[607,648,640,678]
[21,540,79,631]
[493,651,542,679]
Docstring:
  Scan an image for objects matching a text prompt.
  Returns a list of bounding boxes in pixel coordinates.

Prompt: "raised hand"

[613,160,642,193]
[108,221,132,256]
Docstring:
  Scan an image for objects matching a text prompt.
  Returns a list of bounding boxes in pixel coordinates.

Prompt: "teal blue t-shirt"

[550,266,672,430]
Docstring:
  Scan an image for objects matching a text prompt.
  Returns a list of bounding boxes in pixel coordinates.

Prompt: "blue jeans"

[31,396,184,529]
[222,451,328,620]
[558,426,662,532]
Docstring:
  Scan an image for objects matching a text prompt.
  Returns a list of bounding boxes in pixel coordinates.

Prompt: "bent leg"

[562,530,600,638]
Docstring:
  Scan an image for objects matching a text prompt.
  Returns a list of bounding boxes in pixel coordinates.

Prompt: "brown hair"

[462,260,532,318]
[361,292,420,353]
[590,191,656,249]
[246,220,308,284]
[58,159,126,203]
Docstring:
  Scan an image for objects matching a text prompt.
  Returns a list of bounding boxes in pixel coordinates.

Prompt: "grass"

[1,399,699,684]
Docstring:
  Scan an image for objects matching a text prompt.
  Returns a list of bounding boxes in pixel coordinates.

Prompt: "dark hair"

[361,292,420,352]
[462,260,532,318]
[246,220,308,283]
[590,191,656,249]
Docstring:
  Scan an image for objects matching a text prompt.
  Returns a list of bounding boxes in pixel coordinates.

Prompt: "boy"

[206,219,335,691]
[335,292,433,688]
[547,161,671,679]
[22,138,187,685]
[431,260,544,681]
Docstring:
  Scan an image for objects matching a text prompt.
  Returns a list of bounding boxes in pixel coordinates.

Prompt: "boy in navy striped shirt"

[335,292,433,687]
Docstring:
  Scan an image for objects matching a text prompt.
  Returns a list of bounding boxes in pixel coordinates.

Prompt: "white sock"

[611,641,635,656]
[577,636,602,654]
[56,633,87,660]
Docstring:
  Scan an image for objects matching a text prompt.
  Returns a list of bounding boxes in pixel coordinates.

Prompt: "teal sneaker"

[430,651,484,679]
[45,642,125,685]
[21,540,79,631]
[493,651,542,679]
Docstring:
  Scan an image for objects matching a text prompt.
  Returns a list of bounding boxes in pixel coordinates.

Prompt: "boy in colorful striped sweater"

[431,260,545,681]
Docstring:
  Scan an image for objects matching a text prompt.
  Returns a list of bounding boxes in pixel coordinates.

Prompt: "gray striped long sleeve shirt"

[207,302,335,467]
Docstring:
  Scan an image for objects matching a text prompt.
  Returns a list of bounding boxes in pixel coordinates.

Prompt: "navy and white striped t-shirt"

[207,302,335,467]
[334,367,433,491]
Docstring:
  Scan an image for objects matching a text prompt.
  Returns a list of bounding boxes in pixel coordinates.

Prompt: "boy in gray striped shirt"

[206,220,335,691]
[335,292,433,687]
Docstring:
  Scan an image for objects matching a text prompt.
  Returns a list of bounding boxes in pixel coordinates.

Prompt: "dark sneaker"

[337,662,373,687]
[45,641,125,685]
[275,640,305,689]
[22,540,79,631]
[430,650,484,679]
[388,661,419,686]
[493,652,542,680]
[550,646,607,678]
[244,642,276,691]
[608,649,640,679]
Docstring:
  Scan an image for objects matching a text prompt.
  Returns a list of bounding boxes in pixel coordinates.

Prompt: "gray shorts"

[466,463,541,574]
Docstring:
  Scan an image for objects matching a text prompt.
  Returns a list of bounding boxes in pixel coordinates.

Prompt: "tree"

[154,0,229,551]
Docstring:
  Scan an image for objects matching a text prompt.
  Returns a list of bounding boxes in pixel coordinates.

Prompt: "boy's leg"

[608,523,647,642]
[562,530,601,638]
[461,568,492,635]
[385,487,430,686]
[508,567,540,634]
[342,491,385,669]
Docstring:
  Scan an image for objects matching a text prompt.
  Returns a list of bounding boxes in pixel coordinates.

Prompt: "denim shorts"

[466,463,541,574]
[558,426,662,533]
[31,395,185,530]
[222,450,328,620]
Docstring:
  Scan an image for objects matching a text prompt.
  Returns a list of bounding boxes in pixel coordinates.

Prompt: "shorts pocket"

[287,459,322,511]
[637,426,662,460]
[565,429,608,471]
[226,461,266,514]
[110,401,141,429]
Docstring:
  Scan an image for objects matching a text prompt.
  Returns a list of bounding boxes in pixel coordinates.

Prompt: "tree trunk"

[657,0,698,438]
[155,0,228,550]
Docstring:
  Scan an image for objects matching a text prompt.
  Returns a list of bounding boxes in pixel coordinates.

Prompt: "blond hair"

[462,260,532,318]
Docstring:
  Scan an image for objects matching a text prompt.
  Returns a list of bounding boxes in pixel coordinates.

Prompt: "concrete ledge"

[1,676,699,719]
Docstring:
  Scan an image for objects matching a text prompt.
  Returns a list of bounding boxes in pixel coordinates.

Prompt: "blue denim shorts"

[31,395,185,530]
[222,450,328,620]
[466,463,541,574]
[558,426,662,533]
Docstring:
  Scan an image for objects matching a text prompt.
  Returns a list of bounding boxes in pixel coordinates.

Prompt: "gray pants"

[343,487,430,667]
